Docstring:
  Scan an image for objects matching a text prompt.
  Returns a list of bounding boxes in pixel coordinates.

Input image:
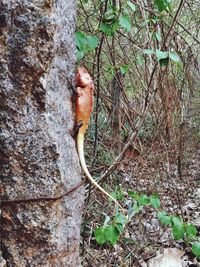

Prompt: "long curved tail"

[77,132,124,211]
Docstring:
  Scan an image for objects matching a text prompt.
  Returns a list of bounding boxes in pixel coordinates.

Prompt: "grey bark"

[0,1,83,266]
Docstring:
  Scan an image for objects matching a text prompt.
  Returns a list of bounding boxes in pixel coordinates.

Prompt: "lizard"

[75,66,124,211]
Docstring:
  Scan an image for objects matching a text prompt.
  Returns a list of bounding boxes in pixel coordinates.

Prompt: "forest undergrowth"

[77,0,200,265]
[81,128,200,266]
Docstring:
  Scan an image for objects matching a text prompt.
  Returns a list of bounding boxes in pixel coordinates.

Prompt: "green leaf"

[192,242,200,259]
[155,31,162,42]
[75,31,87,50]
[111,20,120,33]
[105,225,120,245]
[114,185,125,201]
[115,213,127,226]
[110,191,117,202]
[154,0,168,12]
[100,20,119,36]
[77,50,85,61]
[172,216,182,225]
[172,223,185,240]
[119,15,131,32]
[162,216,172,225]
[156,49,169,61]
[132,202,141,213]
[186,224,197,238]
[169,52,180,62]
[138,194,150,205]
[127,1,136,11]
[157,211,165,220]
[87,35,99,50]
[75,32,98,61]
[128,191,139,199]
[95,227,107,244]
[143,49,155,55]
[116,223,124,233]
[100,22,111,34]
[157,211,172,226]
[104,9,116,22]
[150,195,160,209]
[120,64,129,75]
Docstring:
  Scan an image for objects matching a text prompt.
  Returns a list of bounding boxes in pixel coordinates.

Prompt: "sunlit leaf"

[103,215,111,227]
[132,202,141,213]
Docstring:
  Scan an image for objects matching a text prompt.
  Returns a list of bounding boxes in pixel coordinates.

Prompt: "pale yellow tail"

[77,132,124,211]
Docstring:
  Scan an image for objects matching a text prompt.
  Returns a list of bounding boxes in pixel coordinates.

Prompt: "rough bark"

[0,1,83,266]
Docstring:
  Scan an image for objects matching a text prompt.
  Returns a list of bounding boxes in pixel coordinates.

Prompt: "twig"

[165,0,185,42]
[1,179,85,206]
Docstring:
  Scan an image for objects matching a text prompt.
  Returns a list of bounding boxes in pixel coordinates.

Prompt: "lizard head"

[76,67,93,88]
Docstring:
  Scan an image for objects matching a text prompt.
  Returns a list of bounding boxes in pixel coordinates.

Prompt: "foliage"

[94,192,200,260]
[77,0,200,264]
[76,31,99,61]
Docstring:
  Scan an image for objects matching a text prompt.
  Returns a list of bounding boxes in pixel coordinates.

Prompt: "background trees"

[76,0,200,265]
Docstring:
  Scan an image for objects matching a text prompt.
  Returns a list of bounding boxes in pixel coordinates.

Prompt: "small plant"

[94,190,200,260]
[157,211,200,258]
[76,31,99,61]
[95,213,127,245]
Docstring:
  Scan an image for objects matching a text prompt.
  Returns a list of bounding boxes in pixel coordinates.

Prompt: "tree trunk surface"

[0,1,83,266]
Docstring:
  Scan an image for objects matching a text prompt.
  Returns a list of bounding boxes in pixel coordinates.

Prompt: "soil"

[81,137,200,267]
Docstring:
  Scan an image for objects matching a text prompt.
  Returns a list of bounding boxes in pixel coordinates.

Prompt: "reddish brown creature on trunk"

[75,67,123,210]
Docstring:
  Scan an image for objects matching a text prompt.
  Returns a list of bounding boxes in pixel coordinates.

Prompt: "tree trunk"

[0,1,83,266]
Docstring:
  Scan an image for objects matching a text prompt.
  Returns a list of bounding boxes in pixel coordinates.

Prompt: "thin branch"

[165,0,185,42]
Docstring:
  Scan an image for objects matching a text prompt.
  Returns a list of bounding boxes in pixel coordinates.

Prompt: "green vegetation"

[77,0,200,264]
[94,192,200,259]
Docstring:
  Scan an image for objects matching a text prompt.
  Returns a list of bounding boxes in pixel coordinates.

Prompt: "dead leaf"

[147,248,186,267]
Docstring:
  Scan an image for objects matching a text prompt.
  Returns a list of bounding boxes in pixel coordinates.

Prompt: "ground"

[81,131,200,267]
